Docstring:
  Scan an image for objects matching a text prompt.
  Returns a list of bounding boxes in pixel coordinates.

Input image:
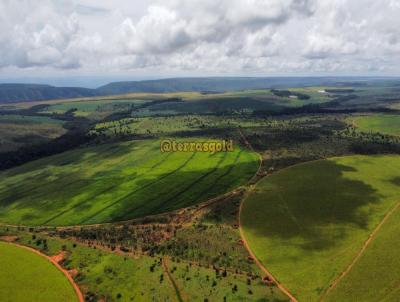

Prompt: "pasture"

[92,115,270,137]
[349,114,400,136]
[7,231,286,302]
[325,202,400,302]
[241,155,400,301]
[39,99,150,119]
[0,114,66,152]
[0,138,258,226]
[0,241,77,302]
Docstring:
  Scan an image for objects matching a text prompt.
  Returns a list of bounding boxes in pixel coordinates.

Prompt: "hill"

[96,77,359,95]
[0,76,385,104]
[0,84,97,103]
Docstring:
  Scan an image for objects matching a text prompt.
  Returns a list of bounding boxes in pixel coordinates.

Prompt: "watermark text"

[160,139,234,154]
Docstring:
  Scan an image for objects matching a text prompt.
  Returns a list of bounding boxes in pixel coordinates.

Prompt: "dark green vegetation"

[0,227,286,302]
[0,115,66,153]
[0,77,376,103]
[0,139,258,226]
[0,83,97,103]
[0,241,77,302]
[1,78,400,301]
[241,155,400,301]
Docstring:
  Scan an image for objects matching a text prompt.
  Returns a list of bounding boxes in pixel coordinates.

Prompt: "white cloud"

[0,0,400,76]
[118,6,190,54]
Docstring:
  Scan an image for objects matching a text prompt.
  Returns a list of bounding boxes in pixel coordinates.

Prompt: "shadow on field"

[77,158,256,225]
[244,160,381,251]
[391,176,400,186]
[0,142,256,226]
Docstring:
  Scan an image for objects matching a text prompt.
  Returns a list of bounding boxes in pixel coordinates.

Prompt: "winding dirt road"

[238,196,299,302]
[2,241,84,302]
[236,129,298,302]
[162,257,186,302]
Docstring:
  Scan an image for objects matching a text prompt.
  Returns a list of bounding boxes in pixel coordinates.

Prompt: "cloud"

[118,6,190,54]
[0,0,400,75]
[0,0,84,69]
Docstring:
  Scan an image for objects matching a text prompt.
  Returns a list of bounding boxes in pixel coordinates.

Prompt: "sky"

[1,0,400,86]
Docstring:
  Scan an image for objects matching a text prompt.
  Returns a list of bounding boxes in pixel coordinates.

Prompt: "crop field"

[1,79,400,302]
[0,114,66,152]
[92,115,270,137]
[39,99,150,119]
[348,114,400,136]
[5,231,287,302]
[21,87,337,119]
[0,241,77,302]
[325,202,400,302]
[0,138,258,226]
[9,232,175,302]
[241,155,400,301]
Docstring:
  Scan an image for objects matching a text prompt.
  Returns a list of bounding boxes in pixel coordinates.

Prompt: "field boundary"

[162,257,186,302]
[320,201,400,301]
[238,193,299,302]
[1,241,84,302]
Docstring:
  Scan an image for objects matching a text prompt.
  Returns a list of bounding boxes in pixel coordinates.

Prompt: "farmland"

[39,99,150,120]
[348,114,400,136]
[0,138,258,226]
[91,115,270,137]
[241,155,400,301]
[0,241,78,302]
[0,230,286,302]
[0,78,400,301]
[325,202,400,302]
[0,115,66,153]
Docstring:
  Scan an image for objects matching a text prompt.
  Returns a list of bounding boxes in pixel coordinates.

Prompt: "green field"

[241,155,400,301]
[9,232,175,302]
[325,203,400,302]
[349,114,400,136]
[0,138,258,226]
[6,230,287,302]
[39,99,150,119]
[0,241,77,302]
[28,87,334,119]
[0,114,66,153]
[169,258,287,301]
[92,115,270,137]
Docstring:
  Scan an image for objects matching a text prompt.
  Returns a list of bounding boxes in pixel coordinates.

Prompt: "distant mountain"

[96,77,350,95]
[0,84,97,103]
[0,77,386,104]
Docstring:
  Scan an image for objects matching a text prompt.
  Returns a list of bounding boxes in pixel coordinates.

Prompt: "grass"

[21,88,336,119]
[348,114,400,136]
[241,155,400,301]
[0,138,258,226]
[92,115,270,137]
[325,203,400,302]
[0,241,77,302]
[11,233,174,302]
[5,230,288,302]
[39,99,150,120]
[0,114,66,152]
[168,259,288,301]
[0,115,64,125]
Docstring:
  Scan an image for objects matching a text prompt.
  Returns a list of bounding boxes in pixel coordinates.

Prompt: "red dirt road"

[3,242,84,302]
[238,198,299,302]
